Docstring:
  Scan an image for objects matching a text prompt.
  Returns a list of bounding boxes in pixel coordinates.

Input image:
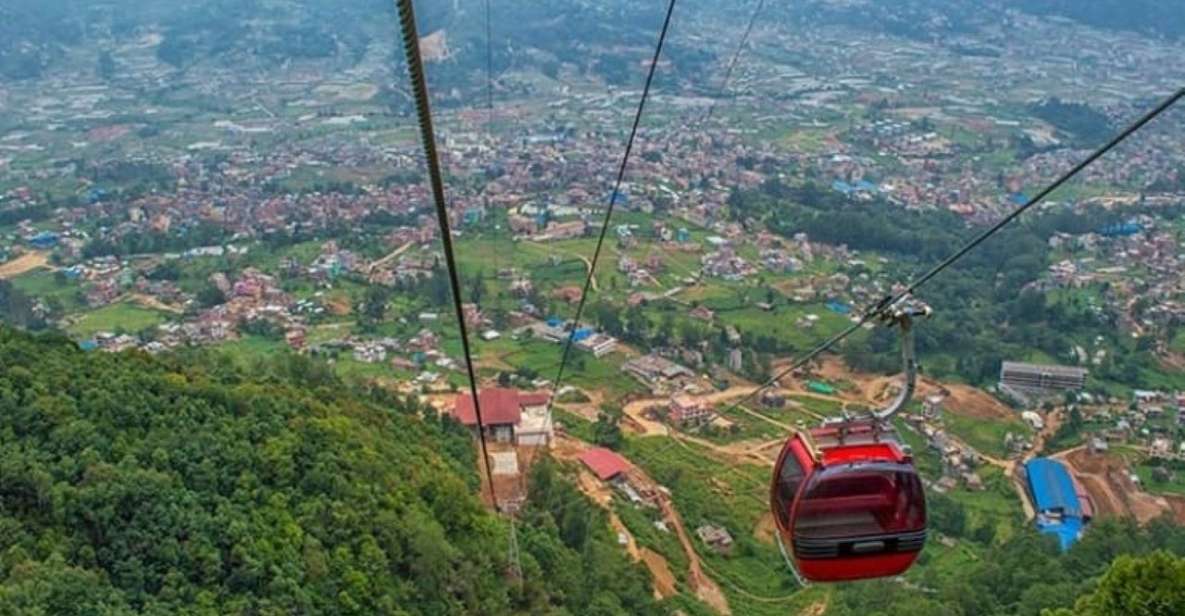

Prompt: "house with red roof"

[579,447,631,482]
[453,388,552,445]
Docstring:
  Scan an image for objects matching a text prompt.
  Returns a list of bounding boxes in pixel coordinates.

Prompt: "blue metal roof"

[1037,515,1082,551]
[825,300,852,315]
[1026,458,1081,517]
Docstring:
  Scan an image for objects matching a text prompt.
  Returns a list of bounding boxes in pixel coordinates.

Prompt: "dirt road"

[641,548,678,599]
[0,251,49,279]
[658,495,731,614]
[128,293,184,314]
[368,241,413,272]
[552,434,725,610]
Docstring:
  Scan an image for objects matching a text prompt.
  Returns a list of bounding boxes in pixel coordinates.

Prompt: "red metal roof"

[453,388,522,426]
[579,447,632,481]
[519,391,551,407]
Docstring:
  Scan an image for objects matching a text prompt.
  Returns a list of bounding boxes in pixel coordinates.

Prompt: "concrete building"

[622,354,694,389]
[1000,361,1087,403]
[669,394,712,426]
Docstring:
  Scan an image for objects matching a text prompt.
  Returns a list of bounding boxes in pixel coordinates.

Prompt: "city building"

[669,394,712,426]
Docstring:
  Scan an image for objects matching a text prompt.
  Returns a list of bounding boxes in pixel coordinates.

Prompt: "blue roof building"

[1025,458,1087,551]
[1009,192,1030,206]
[87,188,108,204]
[832,180,853,195]
[28,231,59,249]
[825,300,852,315]
[1099,221,1143,237]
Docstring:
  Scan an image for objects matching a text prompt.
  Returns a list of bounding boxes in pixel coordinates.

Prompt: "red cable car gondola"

[770,300,930,583]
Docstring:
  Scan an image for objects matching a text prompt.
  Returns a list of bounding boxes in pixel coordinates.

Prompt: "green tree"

[1044,551,1185,616]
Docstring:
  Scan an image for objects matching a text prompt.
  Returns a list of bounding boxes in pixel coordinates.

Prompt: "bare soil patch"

[641,548,678,599]
[0,251,48,279]
[420,31,450,62]
[944,384,1016,422]
[1063,449,1171,523]
[753,511,777,545]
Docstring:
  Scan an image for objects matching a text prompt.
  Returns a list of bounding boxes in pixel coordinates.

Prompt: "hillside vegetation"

[0,327,658,615]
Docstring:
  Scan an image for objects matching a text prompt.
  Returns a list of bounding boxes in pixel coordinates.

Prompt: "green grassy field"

[218,335,287,367]
[10,269,84,311]
[553,408,596,443]
[700,404,787,444]
[943,410,1030,460]
[623,436,806,616]
[1134,459,1185,496]
[67,302,167,338]
[486,339,643,401]
[1172,328,1185,354]
[951,466,1025,542]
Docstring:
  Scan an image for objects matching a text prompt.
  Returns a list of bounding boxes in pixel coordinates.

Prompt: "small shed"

[696,524,734,554]
[579,447,631,482]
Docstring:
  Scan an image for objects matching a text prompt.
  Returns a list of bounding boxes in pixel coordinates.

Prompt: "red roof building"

[453,388,524,426]
[452,388,552,445]
[579,447,632,481]
[519,391,551,408]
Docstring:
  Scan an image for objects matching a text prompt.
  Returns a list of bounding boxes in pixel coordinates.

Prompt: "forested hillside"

[0,327,658,615]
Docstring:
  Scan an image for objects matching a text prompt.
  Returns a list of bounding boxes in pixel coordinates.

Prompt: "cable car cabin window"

[773,441,807,530]
[794,463,924,539]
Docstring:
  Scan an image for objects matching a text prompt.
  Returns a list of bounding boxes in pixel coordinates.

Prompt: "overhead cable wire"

[482,0,504,281]
[701,0,766,125]
[541,0,679,422]
[395,0,500,510]
[722,86,1185,415]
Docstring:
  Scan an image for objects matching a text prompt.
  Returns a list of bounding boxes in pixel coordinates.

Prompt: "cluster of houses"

[1085,389,1185,459]
[904,394,987,493]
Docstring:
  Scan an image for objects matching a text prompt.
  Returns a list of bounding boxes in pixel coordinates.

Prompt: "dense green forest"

[831,517,1185,616]
[0,327,658,614]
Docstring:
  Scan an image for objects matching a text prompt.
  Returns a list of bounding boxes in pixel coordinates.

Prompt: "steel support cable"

[701,0,766,125]
[482,0,504,280]
[511,0,679,493]
[722,86,1185,416]
[520,84,1185,603]
[396,0,500,510]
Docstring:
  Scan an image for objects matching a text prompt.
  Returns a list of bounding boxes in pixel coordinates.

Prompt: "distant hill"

[1013,0,1185,39]
[0,0,716,95]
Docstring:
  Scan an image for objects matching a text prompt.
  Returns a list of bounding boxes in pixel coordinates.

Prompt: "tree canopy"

[0,327,657,614]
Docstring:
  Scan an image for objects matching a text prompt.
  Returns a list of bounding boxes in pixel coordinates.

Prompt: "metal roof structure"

[1025,458,1082,517]
[579,447,632,481]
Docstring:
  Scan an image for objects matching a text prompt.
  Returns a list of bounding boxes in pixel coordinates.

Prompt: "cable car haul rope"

[392,0,1185,587]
